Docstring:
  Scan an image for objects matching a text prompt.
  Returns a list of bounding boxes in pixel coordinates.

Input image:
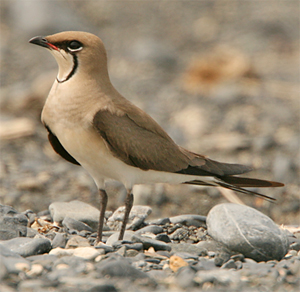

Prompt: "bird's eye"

[67,41,82,52]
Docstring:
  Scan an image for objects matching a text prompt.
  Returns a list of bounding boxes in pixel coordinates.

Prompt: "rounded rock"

[207,203,289,262]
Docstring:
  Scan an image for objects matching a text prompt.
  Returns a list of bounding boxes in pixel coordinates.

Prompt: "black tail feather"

[219,176,284,188]
[184,175,283,202]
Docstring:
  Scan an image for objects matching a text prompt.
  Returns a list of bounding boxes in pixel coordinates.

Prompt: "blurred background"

[0,1,299,225]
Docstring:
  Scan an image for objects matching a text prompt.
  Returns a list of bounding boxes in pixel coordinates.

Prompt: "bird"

[29,31,284,243]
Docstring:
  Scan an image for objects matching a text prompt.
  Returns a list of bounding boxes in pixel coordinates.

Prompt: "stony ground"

[0,1,299,291]
[1,202,300,292]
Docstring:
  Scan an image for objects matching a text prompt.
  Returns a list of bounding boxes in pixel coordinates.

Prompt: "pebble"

[132,234,172,251]
[148,217,171,225]
[169,226,190,241]
[155,233,171,243]
[49,200,100,231]
[169,242,206,256]
[207,203,289,262]
[0,244,32,275]
[175,265,197,288]
[112,241,143,252]
[51,232,68,248]
[107,205,152,231]
[106,230,135,246]
[194,268,241,286]
[50,247,101,260]
[136,225,164,235]
[94,242,115,254]
[0,237,51,257]
[169,214,206,227]
[0,204,28,240]
[62,216,94,232]
[96,257,152,281]
[169,255,189,272]
[65,235,91,248]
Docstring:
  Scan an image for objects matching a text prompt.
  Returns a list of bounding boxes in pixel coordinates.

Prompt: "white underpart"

[50,49,74,82]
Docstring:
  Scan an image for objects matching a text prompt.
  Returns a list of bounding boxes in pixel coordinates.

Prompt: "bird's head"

[29,31,109,83]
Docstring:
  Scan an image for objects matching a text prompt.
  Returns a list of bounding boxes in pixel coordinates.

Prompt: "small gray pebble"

[95,243,114,253]
[148,217,171,225]
[132,234,171,251]
[176,265,197,289]
[155,233,171,243]
[136,225,164,235]
[51,232,68,249]
[169,214,206,227]
[169,227,189,241]
[221,259,237,269]
[96,257,152,281]
[62,216,93,232]
[169,242,208,256]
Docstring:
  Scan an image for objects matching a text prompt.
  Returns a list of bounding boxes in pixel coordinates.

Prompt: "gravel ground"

[0,1,299,291]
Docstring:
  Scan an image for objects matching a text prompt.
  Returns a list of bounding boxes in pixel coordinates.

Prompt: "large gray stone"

[49,200,100,231]
[0,237,51,257]
[206,203,289,262]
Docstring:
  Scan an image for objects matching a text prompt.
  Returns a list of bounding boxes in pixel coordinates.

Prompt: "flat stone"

[107,205,152,231]
[169,215,206,227]
[62,216,93,232]
[96,257,151,280]
[0,245,31,274]
[106,231,135,246]
[112,241,143,252]
[173,252,199,260]
[0,237,51,257]
[207,203,289,262]
[136,225,164,235]
[49,247,75,257]
[148,217,171,225]
[175,265,197,289]
[155,234,171,243]
[132,234,171,251]
[194,268,241,286]
[74,247,102,260]
[65,235,91,248]
[221,259,237,269]
[50,246,101,260]
[49,200,100,231]
[26,254,58,269]
[0,204,28,240]
[169,242,207,256]
[94,243,114,253]
[51,232,68,249]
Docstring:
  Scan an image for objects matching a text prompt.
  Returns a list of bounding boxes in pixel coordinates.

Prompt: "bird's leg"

[118,189,133,240]
[95,189,108,244]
